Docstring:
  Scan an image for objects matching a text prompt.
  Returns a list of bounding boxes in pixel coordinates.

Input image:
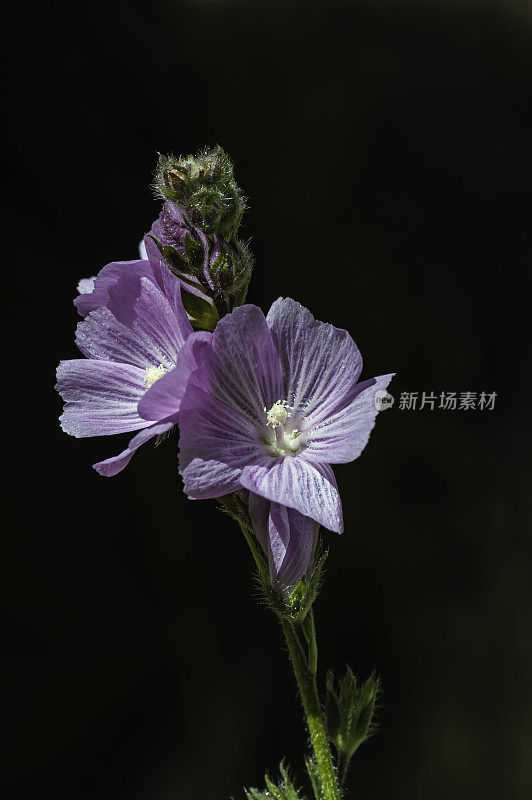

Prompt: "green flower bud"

[154,145,246,240]
[209,237,253,305]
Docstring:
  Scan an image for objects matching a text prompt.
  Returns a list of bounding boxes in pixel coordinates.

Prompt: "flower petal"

[93,419,175,477]
[138,331,213,421]
[305,373,394,463]
[206,305,283,423]
[56,359,150,437]
[248,494,320,593]
[74,260,152,316]
[106,272,192,345]
[178,383,261,499]
[75,277,186,369]
[266,297,363,426]
[240,456,343,533]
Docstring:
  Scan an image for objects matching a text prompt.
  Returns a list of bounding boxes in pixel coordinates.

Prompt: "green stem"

[281,617,341,800]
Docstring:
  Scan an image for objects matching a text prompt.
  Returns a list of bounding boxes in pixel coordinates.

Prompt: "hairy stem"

[281,616,341,800]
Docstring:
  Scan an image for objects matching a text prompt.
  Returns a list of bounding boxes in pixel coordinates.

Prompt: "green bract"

[244,762,305,800]
[325,667,380,762]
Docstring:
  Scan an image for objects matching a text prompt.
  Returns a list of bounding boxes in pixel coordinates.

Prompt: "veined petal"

[138,331,212,421]
[266,297,363,426]
[206,305,283,423]
[241,456,343,533]
[93,419,175,477]
[75,277,185,369]
[106,273,192,349]
[56,359,150,437]
[305,374,394,463]
[248,494,320,593]
[179,384,261,499]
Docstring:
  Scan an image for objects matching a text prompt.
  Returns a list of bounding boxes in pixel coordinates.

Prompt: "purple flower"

[172,299,393,577]
[56,269,198,476]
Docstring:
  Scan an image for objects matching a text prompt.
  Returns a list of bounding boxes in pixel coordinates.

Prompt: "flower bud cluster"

[151,146,252,314]
[154,146,246,239]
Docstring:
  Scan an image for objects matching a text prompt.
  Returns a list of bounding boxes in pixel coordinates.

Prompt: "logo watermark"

[374,389,395,411]
[374,390,497,411]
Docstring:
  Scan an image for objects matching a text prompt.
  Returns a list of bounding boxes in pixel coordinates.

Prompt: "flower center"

[144,364,168,388]
[263,400,305,456]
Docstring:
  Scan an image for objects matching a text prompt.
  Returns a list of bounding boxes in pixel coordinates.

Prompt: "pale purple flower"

[56,269,198,476]
[166,299,393,586]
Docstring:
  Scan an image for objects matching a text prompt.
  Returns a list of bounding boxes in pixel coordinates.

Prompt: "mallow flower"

[138,298,393,584]
[56,269,197,476]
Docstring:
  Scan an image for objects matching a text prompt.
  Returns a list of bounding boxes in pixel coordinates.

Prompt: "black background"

[6,1,531,799]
